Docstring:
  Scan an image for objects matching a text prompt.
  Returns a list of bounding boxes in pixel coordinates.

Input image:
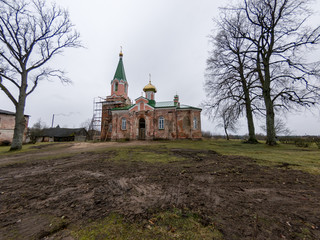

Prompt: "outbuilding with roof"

[35,126,88,142]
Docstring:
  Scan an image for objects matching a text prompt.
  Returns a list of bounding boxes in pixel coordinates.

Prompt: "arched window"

[115,82,118,91]
[158,116,164,129]
[121,118,126,130]
[193,117,197,129]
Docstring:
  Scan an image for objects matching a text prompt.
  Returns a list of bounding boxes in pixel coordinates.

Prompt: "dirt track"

[0,142,319,239]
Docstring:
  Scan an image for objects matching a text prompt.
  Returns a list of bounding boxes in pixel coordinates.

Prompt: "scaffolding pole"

[91,97,105,140]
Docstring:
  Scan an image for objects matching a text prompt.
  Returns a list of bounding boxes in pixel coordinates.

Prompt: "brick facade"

[100,52,202,141]
[0,110,29,144]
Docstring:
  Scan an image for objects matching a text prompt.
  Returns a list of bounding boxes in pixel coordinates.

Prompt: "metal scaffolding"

[91,97,105,139]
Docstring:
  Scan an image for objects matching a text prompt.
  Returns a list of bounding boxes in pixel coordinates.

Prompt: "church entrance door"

[139,118,146,140]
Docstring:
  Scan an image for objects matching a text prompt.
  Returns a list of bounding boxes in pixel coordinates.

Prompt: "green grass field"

[159,139,320,174]
[107,139,320,174]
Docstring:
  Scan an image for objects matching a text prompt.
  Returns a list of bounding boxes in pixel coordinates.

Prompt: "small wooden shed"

[39,127,88,142]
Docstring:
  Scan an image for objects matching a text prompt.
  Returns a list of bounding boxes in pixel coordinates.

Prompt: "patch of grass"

[145,139,320,174]
[210,140,320,174]
[72,209,222,240]
[0,145,35,155]
[0,142,59,155]
[37,215,69,239]
[0,145,11,153]
[80,139,320,174]
[0,143,80,167]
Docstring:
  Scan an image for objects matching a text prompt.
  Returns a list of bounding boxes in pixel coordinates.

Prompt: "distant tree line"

[202,130,320,149]
[204,0,320,145]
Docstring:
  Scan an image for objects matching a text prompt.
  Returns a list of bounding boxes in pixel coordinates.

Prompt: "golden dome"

[143,80,157,93]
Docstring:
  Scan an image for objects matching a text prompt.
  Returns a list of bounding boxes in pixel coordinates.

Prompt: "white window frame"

[121,118,126,130]
[159,116,164,129]
[193,117,197,129]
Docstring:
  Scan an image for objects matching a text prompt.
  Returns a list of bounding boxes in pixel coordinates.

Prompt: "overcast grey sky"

[1,0,320,135]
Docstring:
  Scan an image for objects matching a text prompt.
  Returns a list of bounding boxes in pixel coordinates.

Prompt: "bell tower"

[101,50,131,141]
[110,50,129,100]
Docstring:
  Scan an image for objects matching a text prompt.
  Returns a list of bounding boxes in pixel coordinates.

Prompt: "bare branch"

[0,73,18,106]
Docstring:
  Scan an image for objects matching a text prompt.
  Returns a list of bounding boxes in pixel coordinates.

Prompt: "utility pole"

[51,114,55,128]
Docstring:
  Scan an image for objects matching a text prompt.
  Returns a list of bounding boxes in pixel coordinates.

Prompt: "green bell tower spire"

[110,48,129,99]
[113,48,127,82]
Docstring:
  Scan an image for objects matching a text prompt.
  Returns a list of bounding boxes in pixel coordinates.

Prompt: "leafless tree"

[80,118,93,131]
[217,105,240,140]
[260,118,292,136]
[204,9,260,143]
[0,0,81,150]
[28,118,47,143]
[241,0,320,145]
[80,117,98,140]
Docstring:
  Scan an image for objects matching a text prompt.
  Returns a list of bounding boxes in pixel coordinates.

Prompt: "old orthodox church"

[100,51,202,140]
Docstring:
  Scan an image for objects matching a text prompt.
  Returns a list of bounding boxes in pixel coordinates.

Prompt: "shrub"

[294,139,310,148]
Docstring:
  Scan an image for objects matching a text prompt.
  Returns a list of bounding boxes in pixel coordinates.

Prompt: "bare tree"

[204,10,260,143]
[260,118,292,136]
[217,105,239,140]
[31,118,48,130]
[80,117,97,140]
[241,0,320,145]
[80,118,93,131]
[0,0,81,150]
[28,118,47,143]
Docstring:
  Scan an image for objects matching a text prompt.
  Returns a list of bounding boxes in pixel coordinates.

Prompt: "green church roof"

[111,105,133,111]
[113,54,127,82]
[154,101,201,110]
[110,101,202,111]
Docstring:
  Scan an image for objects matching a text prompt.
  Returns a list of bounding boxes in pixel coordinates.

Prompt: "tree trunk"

[257,49,277,146]
[262,55,277,146]
[245,100,258,143]
[11,100,26,150]
[10,72,27,151]
[224,127,230,140]
[263,89,277,146]
[239,61,258,144]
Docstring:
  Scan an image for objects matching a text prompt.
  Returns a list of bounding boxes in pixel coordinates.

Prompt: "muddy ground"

[0,142,319,239]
